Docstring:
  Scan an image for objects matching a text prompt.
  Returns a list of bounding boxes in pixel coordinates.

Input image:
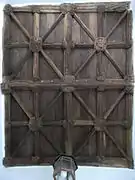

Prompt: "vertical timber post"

[125,10,133,168]
[63,5,73,155]
[3,5,11,158]
[33,10,40,159]
[96,5,106,159]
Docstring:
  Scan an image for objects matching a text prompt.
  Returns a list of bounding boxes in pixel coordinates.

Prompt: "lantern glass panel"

[55,171,73,180]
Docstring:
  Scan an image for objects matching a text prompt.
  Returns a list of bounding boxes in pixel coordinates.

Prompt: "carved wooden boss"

[1,2,133,168]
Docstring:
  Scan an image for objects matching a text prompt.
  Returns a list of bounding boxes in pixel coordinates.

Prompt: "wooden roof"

[1,2,134,168]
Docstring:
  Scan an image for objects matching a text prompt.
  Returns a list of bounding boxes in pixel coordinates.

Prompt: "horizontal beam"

[4,42,132,49]
[5,119,131,129]
[3,156,133,168]
[2,79,133,90]
[10,2,130,13]
[74,120,131,128]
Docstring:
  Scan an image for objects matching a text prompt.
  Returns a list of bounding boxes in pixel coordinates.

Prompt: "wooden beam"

[11,130,31,157]
[73,91,96,119]
[11,51,32,79]
[104,128,131,161]
[39,91,63,122]
[63,12,73,155]
[106,10,128,40]
[104,91,125,120]
[3,156,131,168]
[74,127,95,156]
[3,10,11,157]
[39,130,60,154]
[72,12,95,41]
[11,91,33,119]
[42,43,63,49]
[40,49,64,79]
[42,13,64,42]
[74,119,131,128]
[32,12,40,157]
[125,10,133,168]
[107,42,132,49]
[104,50,125,78]
[33,92,40,157]
[5,94,11,157]
[33,12,40,80]
[3,9,11,78]
[7,79,133,90]
[96,5,106,159]
[11,2,130,13]
[10,11,30,40]
[6,121,29,127]
[4,42,29,49]
[74,50,96,77]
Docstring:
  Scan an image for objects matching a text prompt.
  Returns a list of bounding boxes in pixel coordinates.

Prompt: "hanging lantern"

[53,155,78,180]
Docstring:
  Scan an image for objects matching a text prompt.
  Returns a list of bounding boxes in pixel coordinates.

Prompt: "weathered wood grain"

[2,2,133,168]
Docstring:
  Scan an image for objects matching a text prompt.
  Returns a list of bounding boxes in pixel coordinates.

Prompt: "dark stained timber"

[1,2,133,168]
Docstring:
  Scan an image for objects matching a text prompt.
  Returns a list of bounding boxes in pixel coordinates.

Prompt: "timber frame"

[1,2,134,168]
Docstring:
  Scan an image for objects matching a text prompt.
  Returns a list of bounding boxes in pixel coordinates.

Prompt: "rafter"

[39,91,63,122]
[74,50,96,77]
[106,10,128,40]
[40,49,64,79]
[42,13,65,42]
[72,12,95,41]
[104,128,130,161]
[104,50,125,78]
[11,91,33,119]
[10,12,30,40]
[74,127,95,156]
[39,129,60,154]
[73,91,96,119]
[11,51,32,79]
[104,90,125,120]
[12,130,31,157]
